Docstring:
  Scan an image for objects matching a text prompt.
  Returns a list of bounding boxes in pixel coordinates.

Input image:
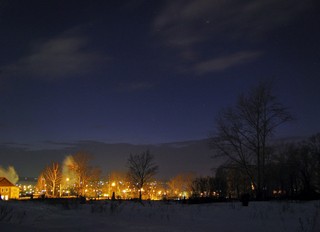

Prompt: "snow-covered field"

[1,200,319,232]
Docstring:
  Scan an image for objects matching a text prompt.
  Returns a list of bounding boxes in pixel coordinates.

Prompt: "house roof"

[0,177,15,187]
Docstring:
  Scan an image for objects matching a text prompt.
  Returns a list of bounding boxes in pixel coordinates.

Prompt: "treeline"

[35,134,320,201]
[35,151,159,201]
[191,133,320,200]
[192,82,319,200]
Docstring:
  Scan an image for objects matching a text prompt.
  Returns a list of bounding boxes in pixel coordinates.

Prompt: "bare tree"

[43,162,62,197]
[307,133,320,192]
[211,83,292,199]
[127,150,158,200]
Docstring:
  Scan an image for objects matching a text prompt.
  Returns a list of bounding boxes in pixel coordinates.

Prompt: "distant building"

[17,177,37,197]
[0,177,19,200]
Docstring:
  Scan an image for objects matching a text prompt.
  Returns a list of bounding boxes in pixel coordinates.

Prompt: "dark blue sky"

[0,0,319,148]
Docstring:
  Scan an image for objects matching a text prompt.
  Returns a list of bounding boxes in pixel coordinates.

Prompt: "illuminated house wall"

[0,177,20,200]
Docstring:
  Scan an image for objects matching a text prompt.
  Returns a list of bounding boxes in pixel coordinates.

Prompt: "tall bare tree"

[127,150,158,200]
[43,162,62,197]
[211,83,292,199]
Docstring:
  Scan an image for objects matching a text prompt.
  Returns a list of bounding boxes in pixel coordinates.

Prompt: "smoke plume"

[0,166,19,184]
[62,155,77,187]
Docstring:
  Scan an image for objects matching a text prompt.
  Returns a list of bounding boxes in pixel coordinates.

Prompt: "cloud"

[154,0,209,47]
[1,33,108,80]
[154,0,312,46]
[153,0,312,73]
[194,51,263,74]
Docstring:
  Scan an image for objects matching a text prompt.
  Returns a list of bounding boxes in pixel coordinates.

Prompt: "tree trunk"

[139,190,142,201]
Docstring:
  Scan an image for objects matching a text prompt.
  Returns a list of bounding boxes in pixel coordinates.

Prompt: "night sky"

[0,0,320,177]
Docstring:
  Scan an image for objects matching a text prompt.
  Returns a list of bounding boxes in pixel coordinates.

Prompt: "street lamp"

[66,178,70,197]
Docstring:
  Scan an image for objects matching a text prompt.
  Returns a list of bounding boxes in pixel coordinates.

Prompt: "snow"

[1,200,319,232]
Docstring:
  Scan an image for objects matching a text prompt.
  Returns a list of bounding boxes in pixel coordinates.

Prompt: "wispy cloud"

[154,0,311,46]
[1,32,108,80]
[194,51,263,74]
[153,0,312,73]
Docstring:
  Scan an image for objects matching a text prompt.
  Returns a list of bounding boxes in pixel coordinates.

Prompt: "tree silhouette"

[307,133,320,192]
[211,83,292,199]
[127,150,158,200]
[42,162,62,197]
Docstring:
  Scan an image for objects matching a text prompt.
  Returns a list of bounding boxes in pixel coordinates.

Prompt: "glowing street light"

[66,177,70,197]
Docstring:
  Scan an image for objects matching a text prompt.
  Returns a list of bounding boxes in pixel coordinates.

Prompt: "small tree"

[127,150,158,200]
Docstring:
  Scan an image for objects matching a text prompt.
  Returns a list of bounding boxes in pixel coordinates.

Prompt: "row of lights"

[16,178,194,200]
